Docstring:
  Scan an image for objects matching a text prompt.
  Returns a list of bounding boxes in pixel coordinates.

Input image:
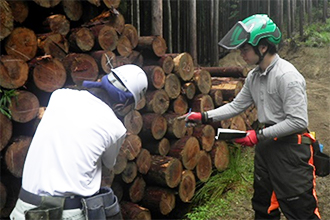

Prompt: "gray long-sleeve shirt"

[207,54,308,139]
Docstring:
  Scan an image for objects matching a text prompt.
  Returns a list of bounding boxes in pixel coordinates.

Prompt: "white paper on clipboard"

[216,128,247,140]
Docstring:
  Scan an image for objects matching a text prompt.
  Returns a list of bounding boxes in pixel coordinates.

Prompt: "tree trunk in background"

[188,0,197,66]
[299,0,304,37]
[323,0,328,22]
[151,0,162,37]
[287,0,292,38]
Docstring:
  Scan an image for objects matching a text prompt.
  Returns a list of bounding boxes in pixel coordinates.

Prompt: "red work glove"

[177,111,202,127]
[234,130,258,147]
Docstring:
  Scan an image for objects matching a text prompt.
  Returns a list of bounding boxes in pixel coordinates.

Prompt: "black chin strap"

[253,47,265,65]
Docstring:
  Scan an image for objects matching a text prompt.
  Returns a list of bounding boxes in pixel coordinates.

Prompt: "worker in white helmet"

[10,64,148,220]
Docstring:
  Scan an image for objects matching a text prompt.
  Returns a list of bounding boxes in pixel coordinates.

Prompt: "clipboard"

[216,128,247,140]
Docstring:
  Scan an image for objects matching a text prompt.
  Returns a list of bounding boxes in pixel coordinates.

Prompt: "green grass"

[0,88,17,119]
[185,145,254,220]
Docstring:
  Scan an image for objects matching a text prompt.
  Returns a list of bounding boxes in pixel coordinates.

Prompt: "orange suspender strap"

[267,191,279,214]
[297,134,302,144]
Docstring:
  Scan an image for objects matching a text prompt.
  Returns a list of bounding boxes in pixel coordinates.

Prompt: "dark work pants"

[252,138,321,220]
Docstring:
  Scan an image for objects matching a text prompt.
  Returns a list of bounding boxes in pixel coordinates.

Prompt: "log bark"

[192,124,215,152]
[170,94,188,115]
[136,148,151,174]
[0,55,29,89]
[195,150,212,182]
[121,161,137,184]
[0,0,14,41]
[209,89,223,107]
[163,112,187,139]
[143,65,166,90]
[114,149,128,175]
[129,176,146,203]
[211,140,230,172]
[68,27,95,52]
[124,109,143,135]
[140,113,167,141]
[138,36,167,57]
[62,0,83,21]
[191,94,214,113]
[5,27,37,61]
[178,170,196,203]
[193,69,212,94]
[38,33,69,61]
[146,155,182,188]
[43,14,70,36]
[144,89,169,114]
[169,136,200,170]
[9,90,39,123]
[142,137,170,156]
[120,201,151,220]
[5,136,31,177]
[181,82,196,100]
[200,66,247,78]
[7,1,29,24]
[101,165,115,187]
[142,186,176,215]
[63,53,99,86]
[0,113,12,152]
[172,52,194,81]
[164,73,181,99]
[32,56,67,92]
[121,134,142,161]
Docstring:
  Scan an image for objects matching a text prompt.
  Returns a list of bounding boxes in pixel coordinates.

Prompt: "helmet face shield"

[218,22,250,50]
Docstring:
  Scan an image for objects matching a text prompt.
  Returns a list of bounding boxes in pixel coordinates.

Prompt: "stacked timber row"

[0,0,257,219]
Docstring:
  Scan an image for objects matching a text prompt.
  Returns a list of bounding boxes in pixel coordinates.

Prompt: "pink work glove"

[177,111,202,127]
[234,130,258,147]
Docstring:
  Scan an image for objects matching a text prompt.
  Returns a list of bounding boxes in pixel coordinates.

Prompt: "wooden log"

[89,24,118,51]
[140,113,167,140]
[0,55,29,89]
[43,14,70,36]
[209,89,223,107]
[0,113,12,152]
[192,124,215,152]
[144,89,169,114]
[38,33,69,61]
[178,170,196,203]
[144,55,174,75]
[103,0,121,9]
[68,27,95,52]
[142,65,166,90]
[142,186,176,216]
[211,79,243,101]
[164,73,181,99]
[5,136,32,177]
[0,182,6,210]
[195,150,212,182]
[62,0,83,21]
[211,140,230,172]
[90,50,116,74]
[121,24,138,48]
[63,53,99,86]
[129,176,146,203]
[33,0,61,8]
[122,161,137,184]
[172,52,194,81]
[111,179,124,202]
[101,165,115,187]
[200,66,247,78]
[136,148,151,174]
[5,27,37,61]
[170,94,188,115]
[9,90,39,123]
[193,69,212,94]
[126,50,144,67]
[120,201,151,220]
[230,115,247,131]
[142,137,170,156]
[191,94,214,113]
[181,82,196,100]
[114,148,128,175]
[121,134,142,161]
[108,13,125,34]
[117,35,133,57]
[0,0,14,41]
[7,1,29,24]
[146,155,182,188]
[138,36,167,57]
[32,56,67,92]
[124,109,143,135]
[168,136,200,170]
[163,112,187,139]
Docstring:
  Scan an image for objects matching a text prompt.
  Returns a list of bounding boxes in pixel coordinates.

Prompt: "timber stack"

[0,0,257,219]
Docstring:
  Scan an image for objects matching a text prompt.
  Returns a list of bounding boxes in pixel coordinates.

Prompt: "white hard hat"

[110,64,148,108]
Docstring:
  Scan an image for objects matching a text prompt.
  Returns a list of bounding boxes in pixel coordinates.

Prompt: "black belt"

[276,134,312,145]
[19,188,83,210]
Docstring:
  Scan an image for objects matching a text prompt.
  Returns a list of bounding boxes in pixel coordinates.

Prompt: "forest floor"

[216,44,330,220]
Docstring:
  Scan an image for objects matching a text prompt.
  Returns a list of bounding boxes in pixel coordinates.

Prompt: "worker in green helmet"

[179,14,321,219]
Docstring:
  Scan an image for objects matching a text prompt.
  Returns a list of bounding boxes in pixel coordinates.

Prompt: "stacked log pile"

[0,0,257,219]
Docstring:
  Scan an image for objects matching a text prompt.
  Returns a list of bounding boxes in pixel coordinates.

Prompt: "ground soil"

[218,44,330,220]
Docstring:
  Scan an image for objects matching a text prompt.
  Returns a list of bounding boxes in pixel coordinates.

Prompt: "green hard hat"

[218,14,282,50]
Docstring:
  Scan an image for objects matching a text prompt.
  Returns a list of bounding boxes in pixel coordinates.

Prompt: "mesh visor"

[218,21,250,49]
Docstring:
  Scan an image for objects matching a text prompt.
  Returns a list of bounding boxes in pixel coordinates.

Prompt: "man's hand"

[177,111,202,127]
[234,130,258,147]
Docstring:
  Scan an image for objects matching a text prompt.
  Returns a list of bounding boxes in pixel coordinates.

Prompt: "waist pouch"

[82,186,122,220]
[25,196,65,220]
[312,140,330,177]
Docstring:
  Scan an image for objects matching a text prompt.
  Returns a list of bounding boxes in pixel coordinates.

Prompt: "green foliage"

[0,88,17,119]
[185,145,254,220]
[303,18,330,47]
